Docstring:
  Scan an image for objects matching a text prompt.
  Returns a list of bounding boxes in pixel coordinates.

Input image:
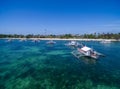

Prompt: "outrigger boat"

[6,39,12,42]
[46,40,56,44]
[65,41,79,47]
[100,40,111,43]
[72,46,104,59]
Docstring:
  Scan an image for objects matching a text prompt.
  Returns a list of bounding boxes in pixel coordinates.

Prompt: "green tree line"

[0,33,120,39]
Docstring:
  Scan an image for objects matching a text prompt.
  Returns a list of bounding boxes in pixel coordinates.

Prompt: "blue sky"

[0,0,120,34]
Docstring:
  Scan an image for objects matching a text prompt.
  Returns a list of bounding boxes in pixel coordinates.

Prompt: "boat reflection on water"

[46,43,55,47]
[80,56,97,64]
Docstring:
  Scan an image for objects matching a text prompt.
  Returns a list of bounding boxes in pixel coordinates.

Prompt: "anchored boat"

[72,46,104,59]
[19,38,27,42]
[65,41,79,47]
[6,39,12,42]
[100,40,111,43]
[46,40,56,44]
[31,39,40,43]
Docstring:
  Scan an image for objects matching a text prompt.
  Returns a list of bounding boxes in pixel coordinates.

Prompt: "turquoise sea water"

[0,39,120,89]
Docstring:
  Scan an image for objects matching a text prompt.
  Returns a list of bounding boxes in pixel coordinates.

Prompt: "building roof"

[81,46,91,51]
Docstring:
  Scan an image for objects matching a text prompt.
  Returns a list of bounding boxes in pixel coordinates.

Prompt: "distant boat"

[19,38,27,42]
[72,46,104,59]
[100,40,111,43]
[46,40,56,44]
[6,39,12,42]
[65,41,79,47]
[32,39,40,43]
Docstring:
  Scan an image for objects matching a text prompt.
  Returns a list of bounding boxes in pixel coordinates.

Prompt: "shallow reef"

[0,40,120,89]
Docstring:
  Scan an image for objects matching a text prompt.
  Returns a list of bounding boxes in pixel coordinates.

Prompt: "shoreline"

[0,38,120,41]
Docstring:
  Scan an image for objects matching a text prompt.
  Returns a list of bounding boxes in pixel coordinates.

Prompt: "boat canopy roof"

[81,46,91,51]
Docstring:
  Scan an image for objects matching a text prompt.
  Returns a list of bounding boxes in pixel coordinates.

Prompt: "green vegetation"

[0,33,120,39]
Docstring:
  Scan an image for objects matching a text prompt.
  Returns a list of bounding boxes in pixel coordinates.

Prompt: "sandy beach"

[1,38,120,41]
